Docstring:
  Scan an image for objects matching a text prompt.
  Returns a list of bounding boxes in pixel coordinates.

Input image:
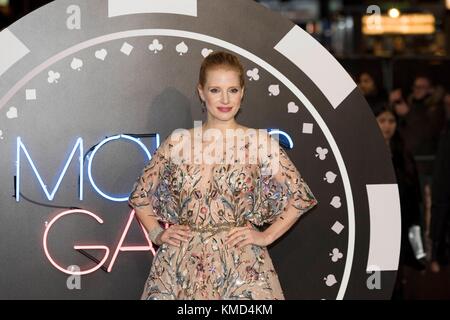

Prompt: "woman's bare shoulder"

[167,128,192,140]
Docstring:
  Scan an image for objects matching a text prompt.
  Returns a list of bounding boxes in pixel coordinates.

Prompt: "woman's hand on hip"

[225,222,271,249]
[160,224,192,247]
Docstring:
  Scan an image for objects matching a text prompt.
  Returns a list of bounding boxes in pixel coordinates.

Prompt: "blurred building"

[256,0,450,96]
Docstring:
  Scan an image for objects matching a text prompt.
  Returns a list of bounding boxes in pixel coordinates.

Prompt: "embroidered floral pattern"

[128,131,318,299]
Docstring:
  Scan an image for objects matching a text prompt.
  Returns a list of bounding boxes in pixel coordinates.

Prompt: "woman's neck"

[201,119,242,135]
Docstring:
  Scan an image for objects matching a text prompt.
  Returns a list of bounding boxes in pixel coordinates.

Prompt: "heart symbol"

[330,196,341,208]
[70,57,83,71]
[95,49,108,60]
[324,274,337,287]
[324,171,337,184]
[6,107,18,119]
[176,41,188,55]
[268,84,280,96]
[201,48,213,57]
[287,102,299,113]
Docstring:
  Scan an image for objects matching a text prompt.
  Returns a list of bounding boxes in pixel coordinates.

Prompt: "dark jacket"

[398,86,446,175]
[391,135,422,266]
[430,121,450,262]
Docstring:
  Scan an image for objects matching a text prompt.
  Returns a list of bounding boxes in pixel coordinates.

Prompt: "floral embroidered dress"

[128,129,318,300]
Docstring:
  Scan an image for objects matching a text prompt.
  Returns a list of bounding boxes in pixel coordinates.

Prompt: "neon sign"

[16,137,84,202]
[43,209,157,275]
[15,130,290,202]
[87,134,154,202]
[17,130,291,274]
[16,134,159,202]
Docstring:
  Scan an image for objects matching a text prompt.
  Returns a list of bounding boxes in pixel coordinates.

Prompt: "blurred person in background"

[389,88,409,119]
[394,74,446,254]
[430,91,450,273]
[357,71,388,112]
[374,104,425,299]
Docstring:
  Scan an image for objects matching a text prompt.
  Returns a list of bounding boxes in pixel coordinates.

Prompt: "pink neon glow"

[43,209,110,276]
[107,209,156,272]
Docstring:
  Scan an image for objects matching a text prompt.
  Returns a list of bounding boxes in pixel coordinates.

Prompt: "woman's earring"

[201,100,206,113]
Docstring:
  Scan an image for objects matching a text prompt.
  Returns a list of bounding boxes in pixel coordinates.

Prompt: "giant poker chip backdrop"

[0,0,400,299]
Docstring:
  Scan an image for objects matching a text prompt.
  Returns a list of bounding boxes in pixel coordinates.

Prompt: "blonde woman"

[129,51,318,299]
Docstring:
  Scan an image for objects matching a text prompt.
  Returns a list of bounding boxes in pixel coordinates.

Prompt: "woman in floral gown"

[128,51,318,299]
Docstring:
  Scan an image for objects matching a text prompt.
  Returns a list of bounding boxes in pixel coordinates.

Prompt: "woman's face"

[376,111,397,141]
[358,73,376,95]
[197,67,244,122]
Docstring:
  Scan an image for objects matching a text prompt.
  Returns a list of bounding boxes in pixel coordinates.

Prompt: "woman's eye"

[209,88,239,93]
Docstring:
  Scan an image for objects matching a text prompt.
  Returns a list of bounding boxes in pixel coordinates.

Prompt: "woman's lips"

[217,106,232,113]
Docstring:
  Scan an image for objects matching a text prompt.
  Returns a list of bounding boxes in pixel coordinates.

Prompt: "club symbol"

[48,70,61,84]
[148,39,163,54]
[315,147,328,160]
[247,68,259,81]
[329,248,344,262]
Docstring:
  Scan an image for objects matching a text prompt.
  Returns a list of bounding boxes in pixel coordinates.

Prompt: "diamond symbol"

[26,89,36,100]
[120,42,134,56]
[331,221,344,234]
[302,123,313,134]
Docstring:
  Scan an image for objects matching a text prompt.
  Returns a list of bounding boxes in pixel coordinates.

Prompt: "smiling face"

[197,66,245,123]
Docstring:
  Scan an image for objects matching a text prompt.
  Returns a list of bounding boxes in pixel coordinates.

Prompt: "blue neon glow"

[87,134,155,202]
[268,129,294,149]
[16,137,84,202]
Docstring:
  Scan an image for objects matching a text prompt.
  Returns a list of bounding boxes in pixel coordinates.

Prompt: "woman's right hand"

[158,224,192,247]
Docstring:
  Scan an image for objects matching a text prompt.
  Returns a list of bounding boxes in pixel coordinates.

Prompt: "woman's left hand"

[225,222,271,249]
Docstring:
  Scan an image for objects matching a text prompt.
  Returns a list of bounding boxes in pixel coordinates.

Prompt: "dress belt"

[179,221,247,234]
